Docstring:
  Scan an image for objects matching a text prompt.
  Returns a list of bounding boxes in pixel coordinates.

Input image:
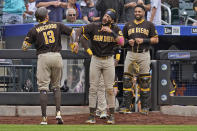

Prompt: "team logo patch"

[119,31,123,36]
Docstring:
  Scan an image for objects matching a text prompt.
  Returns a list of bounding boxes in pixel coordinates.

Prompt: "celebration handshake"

[69,42,79,54]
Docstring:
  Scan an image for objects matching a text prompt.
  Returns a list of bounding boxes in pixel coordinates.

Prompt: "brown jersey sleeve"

[149,22,158,38]
[123,23,129,40]
[113,25,123,37]
[24,28,37,45]
[59,23,73,36]
[81,23,95,40]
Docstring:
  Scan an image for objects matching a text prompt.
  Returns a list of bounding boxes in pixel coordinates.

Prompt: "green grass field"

[0,125,197,131]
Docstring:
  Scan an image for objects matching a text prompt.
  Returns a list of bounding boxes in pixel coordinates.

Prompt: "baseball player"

[121,4,158,115]
[96,47,121,119]
[22,7,79,125]
[80,9,124,124]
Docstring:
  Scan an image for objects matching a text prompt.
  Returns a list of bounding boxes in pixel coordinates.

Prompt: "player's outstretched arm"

[70,29,79,53]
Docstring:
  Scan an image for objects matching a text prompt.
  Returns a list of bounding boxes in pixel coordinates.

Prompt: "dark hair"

[134,4,146,11]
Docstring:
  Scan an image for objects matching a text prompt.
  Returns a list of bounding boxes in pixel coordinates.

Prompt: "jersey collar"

[134,19,145,25]
[39,19,49,24]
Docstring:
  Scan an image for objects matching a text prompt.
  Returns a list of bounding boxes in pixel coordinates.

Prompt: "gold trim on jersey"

[70,29,74,36]
[39,19,48,24]
[82,26,89,40]
[134,19,145,25]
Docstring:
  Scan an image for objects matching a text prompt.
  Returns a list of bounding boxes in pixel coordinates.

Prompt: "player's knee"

[40,90,47,94]
[106,88,114,96]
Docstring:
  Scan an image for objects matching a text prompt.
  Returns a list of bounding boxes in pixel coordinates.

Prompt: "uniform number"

[43,30,55,44]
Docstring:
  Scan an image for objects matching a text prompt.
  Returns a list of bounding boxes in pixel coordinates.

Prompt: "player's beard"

[135,15,143,21]
[102,21,111,26]
[102,18,112,26]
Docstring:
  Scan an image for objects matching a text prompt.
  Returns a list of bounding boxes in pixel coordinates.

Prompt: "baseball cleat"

[85,115,96,124]
[96,110,101,117]
[140,108,149,115]
[40,116,47,125]
[56,111,64,124]
[100,111,108,119]
[107,114,115,124]
[119,108,132,114]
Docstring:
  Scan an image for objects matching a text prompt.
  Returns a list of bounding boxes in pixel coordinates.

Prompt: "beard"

[102,21,111,26]
[102,19,112,26]
[135,15,143,21]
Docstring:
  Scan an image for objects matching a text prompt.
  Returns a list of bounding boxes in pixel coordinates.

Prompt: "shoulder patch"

[119,31,123,36]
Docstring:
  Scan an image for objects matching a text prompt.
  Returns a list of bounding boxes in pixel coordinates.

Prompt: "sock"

[53,88,61,112]
[89,108,96,116]
[40,90,48,117]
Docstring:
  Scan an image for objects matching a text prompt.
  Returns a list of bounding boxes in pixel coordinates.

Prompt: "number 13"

[43,30,55,44]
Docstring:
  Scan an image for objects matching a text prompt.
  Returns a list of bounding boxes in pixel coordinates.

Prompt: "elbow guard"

[117,37,124,46]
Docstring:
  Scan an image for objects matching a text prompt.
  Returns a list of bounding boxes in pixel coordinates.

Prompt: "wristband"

[86,48,93,56]
[143,38,151,43]
[115,54,120,61]
[111,31,118,38]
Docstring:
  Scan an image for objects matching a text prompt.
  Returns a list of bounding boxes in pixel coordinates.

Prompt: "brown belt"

[95,55,112,60]
[131,49,149,53]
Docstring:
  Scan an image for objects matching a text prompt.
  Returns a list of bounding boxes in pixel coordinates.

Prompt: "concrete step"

[161,105,197,116]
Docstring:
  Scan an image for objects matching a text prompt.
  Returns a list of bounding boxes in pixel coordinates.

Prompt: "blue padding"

[3,23,35,37]
[2,23,197,37]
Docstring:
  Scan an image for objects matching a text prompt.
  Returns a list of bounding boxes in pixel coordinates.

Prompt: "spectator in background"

[63,8,87,24]
[193,0,197,26]
[65,0,82,19]
[123,0,150,22]
[81,0,100,23]
[137,0,151,11]
[36,0,67,22]
[96,0,124,23]
[23,0,37,23]
[2,0,26,24]
[147,0,161,25]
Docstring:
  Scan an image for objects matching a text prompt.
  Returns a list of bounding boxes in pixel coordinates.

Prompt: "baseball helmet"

[35,7,48,22]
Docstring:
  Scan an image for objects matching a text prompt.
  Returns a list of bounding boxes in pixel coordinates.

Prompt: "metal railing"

[185,16,197,25]
[161,3,172,25]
